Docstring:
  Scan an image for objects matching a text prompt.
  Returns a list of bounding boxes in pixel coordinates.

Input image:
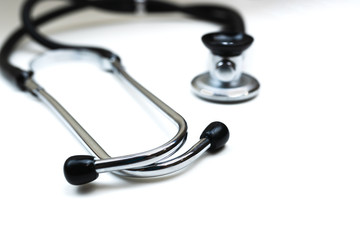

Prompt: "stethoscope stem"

[112,59,186,127]
[25,50,229,184]
[26,51,187,166]
[26,78,110,159]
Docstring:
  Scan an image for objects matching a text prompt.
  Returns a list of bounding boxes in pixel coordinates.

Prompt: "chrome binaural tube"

[26,50,229,185]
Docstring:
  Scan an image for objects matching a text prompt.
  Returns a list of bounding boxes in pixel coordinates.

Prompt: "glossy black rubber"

[202,32,254,56]
[21,0,245,54]
[21,0,121,59]
[0,4,86,90]
[200,122,230,151]
[0,0,247,90]
[64,155,99,185]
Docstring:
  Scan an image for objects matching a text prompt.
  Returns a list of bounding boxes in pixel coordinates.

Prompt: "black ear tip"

[64,155,99,185]
[200,122,230,151]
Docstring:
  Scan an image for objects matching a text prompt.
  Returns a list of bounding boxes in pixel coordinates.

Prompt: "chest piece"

[191,32,260,103]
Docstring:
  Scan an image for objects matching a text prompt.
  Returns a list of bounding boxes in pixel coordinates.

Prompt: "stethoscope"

[0,0,259,185]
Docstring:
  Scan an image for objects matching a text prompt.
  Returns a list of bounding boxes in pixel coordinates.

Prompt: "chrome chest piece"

[192,32,260,103]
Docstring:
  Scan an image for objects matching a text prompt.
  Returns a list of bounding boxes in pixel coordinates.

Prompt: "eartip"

[200,121,230,151]
[64,155,99,185]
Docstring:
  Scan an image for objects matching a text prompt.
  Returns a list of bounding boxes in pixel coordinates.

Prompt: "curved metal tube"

[24,49,229,184]
[26,49,188,172]
[116,138,211,178]
[94,58,189,172]
[24,49,230,185]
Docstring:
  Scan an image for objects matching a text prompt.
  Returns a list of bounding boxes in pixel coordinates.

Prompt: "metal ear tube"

[25,50,229,185]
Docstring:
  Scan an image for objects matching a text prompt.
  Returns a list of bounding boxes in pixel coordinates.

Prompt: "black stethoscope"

[0,0,259,185]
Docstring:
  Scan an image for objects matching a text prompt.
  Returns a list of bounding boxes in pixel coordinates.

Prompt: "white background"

[0,0,359,239]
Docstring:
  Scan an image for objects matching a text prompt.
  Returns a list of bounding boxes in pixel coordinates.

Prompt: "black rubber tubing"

[0,4,87,90]
[0,0,245,90]
[21,0,244,52]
